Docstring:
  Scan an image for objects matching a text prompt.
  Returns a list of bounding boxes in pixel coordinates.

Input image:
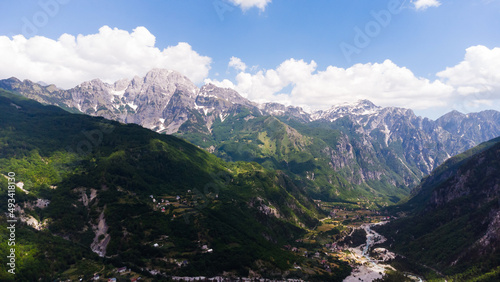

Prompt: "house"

[108,278,117,282]
[117,266,127,273]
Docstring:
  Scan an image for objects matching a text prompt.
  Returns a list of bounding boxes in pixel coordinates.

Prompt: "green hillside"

[177,111,412,207]
[0,90,350,281]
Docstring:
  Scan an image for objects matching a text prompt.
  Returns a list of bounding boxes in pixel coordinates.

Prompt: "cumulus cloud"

[209,58,454,111]
[228,0,272,11]
[437,45,500,112]
[0,26,212,89]
[228,56,247,72]
[437,45,500,93]
[413,0,441,10]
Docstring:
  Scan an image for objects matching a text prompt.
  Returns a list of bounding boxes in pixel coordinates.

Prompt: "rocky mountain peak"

[78,78,110,91]
[144,68,175,83]
[260,102,286,112]
[143,69,196,89]
[198,83,253,106]
[356,99,377,108]
[5,77,22,83]
[329,99,380,114]
[113,78,130,91]
[310,99,382,121]
[437,110,466,122]
[124,69,197,104]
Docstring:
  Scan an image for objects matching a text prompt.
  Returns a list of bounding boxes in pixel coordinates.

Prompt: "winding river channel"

[343,222,423,282]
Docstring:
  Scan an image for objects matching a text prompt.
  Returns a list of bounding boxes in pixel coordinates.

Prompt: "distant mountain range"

[2,69,500,205]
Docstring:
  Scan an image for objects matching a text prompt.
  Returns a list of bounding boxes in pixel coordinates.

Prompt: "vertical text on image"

[6,171,17,275]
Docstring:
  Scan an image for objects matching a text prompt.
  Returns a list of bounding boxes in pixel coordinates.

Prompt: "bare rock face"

[260,102,310,122]
[193,83,259,132]
[306,100,500,188]
[91,209,111,257]
[429,143,500,208]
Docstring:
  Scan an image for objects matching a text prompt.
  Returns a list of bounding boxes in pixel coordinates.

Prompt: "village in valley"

[87,193,400,281]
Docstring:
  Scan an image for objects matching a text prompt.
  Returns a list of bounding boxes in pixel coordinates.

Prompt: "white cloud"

[204,78,236,90]
[0,26,212,88]
[210,58,454,111]
[413,0,441,10]
[437,45,500,112]
[211,46,500,117]
[228,0,272,11]
[228,56,247,71]
[437,45,500,93]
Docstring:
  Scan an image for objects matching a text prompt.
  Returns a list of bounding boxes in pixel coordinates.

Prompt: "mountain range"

[1,70,500,281]
[2,69,499,206]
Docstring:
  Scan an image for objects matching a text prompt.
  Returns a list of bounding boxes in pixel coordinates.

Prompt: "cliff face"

[376,137,500,279]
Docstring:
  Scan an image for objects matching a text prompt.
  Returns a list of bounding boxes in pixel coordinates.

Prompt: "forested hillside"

[0,89,350,281]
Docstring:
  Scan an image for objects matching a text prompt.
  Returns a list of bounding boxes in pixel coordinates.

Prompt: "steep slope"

[277,101,500,203]
[182,109,409,205]
[179,99,500,206]
[375,137,500,281]
[0,89,352,280]
[309,100,500,175]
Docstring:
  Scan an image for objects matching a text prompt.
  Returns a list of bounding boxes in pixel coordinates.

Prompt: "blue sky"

[0,0,499,118]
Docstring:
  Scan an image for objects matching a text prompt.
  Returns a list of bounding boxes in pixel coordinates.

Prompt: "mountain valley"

[1,70,500,281]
